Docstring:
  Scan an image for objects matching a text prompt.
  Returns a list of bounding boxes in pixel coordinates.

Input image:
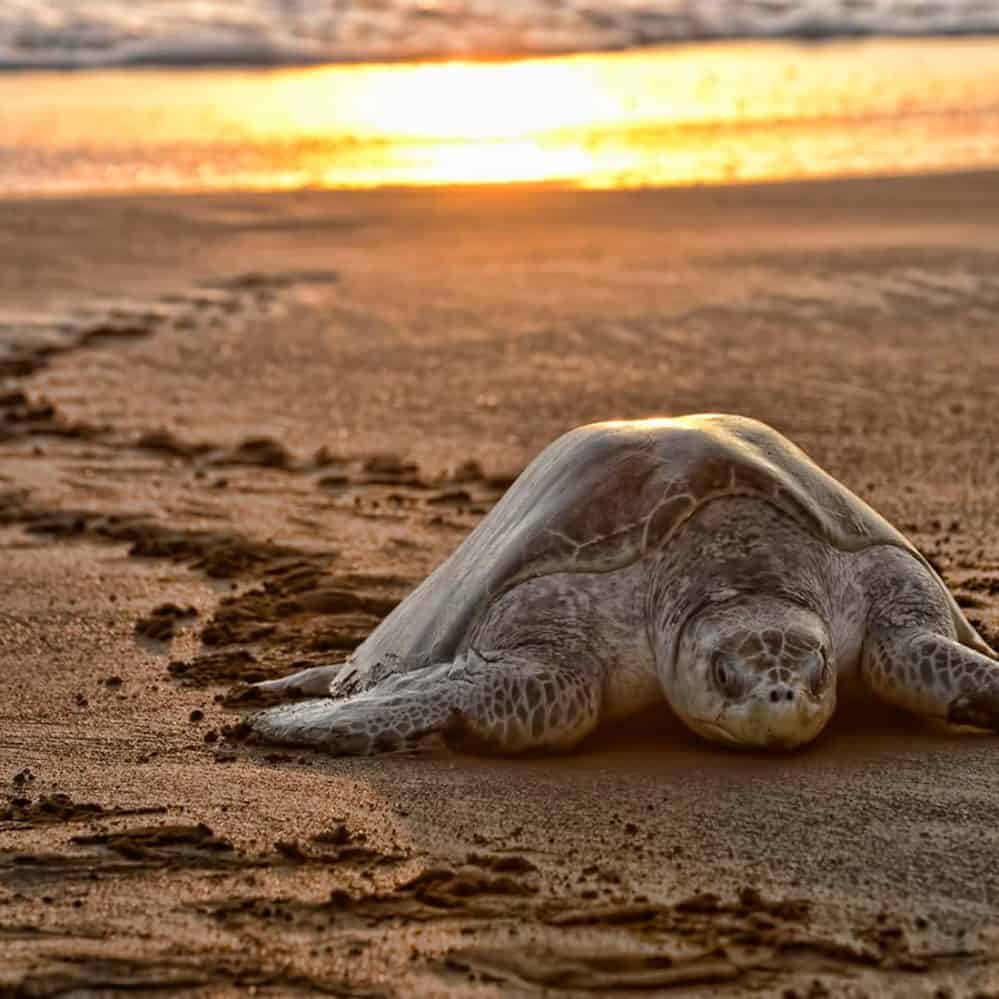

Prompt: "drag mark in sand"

[0,270,339,387]
[1,760,413,997]
[195,869,986,994]
[0,271,525,705]
[6,955,385,998]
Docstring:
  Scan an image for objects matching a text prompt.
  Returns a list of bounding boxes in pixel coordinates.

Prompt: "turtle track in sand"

[4,954,384,998]
[200,869,987,994]
[0,272,523,699]
[4,757,994,997]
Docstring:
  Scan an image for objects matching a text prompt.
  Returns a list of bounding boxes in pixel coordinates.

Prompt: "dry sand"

[2,173,999,996]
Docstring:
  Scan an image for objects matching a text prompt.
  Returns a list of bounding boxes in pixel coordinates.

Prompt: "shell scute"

[643,494,698,554]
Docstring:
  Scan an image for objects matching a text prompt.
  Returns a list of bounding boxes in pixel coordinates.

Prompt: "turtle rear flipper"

[253,664,341,698]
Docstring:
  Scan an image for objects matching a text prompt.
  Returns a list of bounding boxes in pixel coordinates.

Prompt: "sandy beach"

[3,173,999,996]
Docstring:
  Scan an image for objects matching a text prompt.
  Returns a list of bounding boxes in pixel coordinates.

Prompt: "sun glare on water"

[287,59,622,140]
[252,58,625,186]
[230,40,999,189]
[4,39,999,194]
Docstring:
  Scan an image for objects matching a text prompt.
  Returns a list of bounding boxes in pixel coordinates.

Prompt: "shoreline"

[5,162,999,204]
[5,163,999,205]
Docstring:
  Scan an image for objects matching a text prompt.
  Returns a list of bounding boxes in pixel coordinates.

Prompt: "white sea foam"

[2,1,999,69]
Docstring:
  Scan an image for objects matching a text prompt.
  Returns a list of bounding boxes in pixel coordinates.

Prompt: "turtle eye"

[711,652,743,698]
[806,649,830,695]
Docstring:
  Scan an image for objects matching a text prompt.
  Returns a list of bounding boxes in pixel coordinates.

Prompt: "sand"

[2,173,999,996]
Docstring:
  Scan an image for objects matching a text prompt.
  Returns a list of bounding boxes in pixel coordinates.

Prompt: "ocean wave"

[2,1,999,69]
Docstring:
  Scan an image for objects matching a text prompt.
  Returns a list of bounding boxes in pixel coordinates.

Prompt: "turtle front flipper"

[863,628,999,730]
[247,652,602,755]
[861,552,999,730]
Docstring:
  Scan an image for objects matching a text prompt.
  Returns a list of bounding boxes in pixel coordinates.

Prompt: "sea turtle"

[248,414,999,754]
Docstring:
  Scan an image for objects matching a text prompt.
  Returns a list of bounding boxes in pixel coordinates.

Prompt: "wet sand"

[2,173,999,996]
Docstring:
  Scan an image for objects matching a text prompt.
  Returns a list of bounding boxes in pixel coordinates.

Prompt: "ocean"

[3,4,999,196]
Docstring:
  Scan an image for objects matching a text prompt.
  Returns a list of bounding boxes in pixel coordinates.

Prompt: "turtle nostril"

[769,689,780,703]
[785,689,794,702]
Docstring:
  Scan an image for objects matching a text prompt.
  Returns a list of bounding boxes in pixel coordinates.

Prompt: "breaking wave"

[3,1,999,69]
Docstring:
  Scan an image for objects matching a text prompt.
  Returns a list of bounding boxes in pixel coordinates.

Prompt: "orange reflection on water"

[4,39,999,194]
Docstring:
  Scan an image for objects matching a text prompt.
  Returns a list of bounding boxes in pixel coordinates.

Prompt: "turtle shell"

[334,414,992,694]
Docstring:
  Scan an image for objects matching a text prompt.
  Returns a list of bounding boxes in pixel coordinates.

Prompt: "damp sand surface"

[3,175,999,995]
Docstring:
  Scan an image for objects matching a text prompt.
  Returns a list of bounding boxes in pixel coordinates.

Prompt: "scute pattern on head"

[332,414,992,699]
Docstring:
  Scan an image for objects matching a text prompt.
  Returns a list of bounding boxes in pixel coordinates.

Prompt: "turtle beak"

[691,683,833,751]
[747,681,830,749]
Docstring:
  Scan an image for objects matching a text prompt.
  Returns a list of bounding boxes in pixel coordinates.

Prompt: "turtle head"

[668,595,835,750]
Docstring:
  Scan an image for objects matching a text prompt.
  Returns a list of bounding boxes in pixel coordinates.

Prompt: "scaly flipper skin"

[249,651,602,755]
[861,550,999,729]
[864,629,999,729]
